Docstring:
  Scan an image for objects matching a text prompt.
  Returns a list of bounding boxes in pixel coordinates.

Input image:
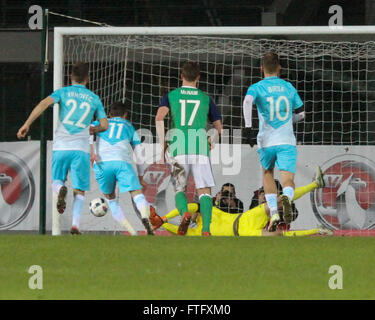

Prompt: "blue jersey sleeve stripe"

[158,93,170,108]
[208,97,221,122]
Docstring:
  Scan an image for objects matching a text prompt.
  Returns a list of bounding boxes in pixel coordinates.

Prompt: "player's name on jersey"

[180,89,198,95]
[267,85,285,93]
[67,91,94,102]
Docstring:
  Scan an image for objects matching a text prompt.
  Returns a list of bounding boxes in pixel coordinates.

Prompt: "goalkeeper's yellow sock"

[293,182,318,201]
[283,229,319,237]
[162,222,201,236]
[163,203,199,221]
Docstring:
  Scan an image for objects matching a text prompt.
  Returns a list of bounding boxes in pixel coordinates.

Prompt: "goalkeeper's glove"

[242,127,256,148]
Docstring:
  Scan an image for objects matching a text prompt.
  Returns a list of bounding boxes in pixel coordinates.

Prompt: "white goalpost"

[52,26,375,235]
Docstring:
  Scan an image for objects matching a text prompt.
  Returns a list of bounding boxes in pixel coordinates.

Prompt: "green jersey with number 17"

[158,86,222,157]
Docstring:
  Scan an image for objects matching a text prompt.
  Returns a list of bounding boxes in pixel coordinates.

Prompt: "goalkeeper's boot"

[314,166,325,188]
[267,213,280,232]
[141,218,155,235]
[177,212,191,236]
[202,231,211,237]
[281,195,293,225]
[56,186,67,214]
[149,206,164,231]
[70,226,81,235]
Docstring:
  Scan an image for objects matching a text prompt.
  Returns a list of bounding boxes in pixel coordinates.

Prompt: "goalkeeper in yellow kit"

[150,167,332,237]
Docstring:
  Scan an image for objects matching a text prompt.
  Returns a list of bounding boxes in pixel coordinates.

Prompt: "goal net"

[52,27,375,235]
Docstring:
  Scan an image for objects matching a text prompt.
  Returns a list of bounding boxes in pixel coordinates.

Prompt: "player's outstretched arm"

[17,96,55,139]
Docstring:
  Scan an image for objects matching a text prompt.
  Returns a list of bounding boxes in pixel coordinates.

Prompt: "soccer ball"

[89,198,108,217]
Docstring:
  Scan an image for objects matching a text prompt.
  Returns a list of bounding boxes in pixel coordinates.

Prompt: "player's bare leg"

[130,189,154,235]
[170,160,191,236]
[263,169,280,231]
[104,192,137,236]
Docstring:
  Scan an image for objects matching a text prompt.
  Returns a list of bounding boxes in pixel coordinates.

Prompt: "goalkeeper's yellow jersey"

[163,203,269,236]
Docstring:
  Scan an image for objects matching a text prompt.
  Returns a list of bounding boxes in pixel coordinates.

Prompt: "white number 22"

[63,99,91,128]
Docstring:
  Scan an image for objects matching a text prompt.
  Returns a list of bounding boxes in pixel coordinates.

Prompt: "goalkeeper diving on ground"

[149,167,333,237]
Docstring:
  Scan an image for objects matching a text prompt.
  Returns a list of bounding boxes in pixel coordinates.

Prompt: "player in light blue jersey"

[242,52,305,231]
[17,62,108,234]
[91,101,154,235]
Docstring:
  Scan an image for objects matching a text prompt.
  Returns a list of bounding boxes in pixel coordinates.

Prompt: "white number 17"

[179,99,200,126]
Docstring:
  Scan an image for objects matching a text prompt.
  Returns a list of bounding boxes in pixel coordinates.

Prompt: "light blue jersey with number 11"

[51,84,107,153]
[246,76,303,149]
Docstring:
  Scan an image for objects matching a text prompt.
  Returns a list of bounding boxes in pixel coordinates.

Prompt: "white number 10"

[266,96,290,121]
[179,99,200,126]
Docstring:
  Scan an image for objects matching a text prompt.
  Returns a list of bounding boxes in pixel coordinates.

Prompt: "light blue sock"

[72,194,85,228]
[265,193,278,216]
[106,199,125,223]
[283,187,295,201]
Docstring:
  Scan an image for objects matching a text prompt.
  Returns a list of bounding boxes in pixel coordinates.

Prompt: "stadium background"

[1,0,375,301]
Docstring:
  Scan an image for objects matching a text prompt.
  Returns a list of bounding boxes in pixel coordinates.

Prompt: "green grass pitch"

[1,235,374,300]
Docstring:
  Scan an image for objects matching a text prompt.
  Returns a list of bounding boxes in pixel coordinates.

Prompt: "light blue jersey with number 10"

[51,84,107,153]
[246,76,303,149]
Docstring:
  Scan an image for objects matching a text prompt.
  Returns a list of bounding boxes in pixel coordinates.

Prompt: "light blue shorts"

[93,161,142,195]
[258,145,297,174]
[52,150,91,191]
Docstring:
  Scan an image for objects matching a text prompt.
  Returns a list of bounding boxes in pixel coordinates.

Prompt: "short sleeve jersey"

[92,117,141,163]
[51,84,107,153]
[246,76,303,148]
[158,86,221,157]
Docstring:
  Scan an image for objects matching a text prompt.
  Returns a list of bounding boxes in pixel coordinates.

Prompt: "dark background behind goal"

[0,0,372,144]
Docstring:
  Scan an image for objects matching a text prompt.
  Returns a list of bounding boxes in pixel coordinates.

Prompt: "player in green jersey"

[155,61,223,236]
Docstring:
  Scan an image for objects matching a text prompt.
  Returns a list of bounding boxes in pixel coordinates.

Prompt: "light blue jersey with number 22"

[51,84,107,153]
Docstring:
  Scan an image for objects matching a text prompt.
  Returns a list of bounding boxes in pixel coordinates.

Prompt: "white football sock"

[283,186,294,201]
[52,180,64,194]
[133,194,150,219]
[72,194,85,228]
[106,199,137,235]
[265,193,278,217]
